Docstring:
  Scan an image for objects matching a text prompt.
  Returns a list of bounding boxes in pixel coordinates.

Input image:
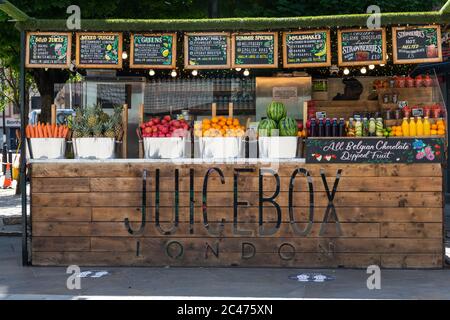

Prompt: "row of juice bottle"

[309,118,346,137]
[397,117,444,136]
[347,118,384,137]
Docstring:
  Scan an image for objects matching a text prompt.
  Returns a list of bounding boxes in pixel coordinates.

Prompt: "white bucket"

[259,136,298,159]
[73,137,115,159]
[143,137,185,159]
[199,137,242,159]
[27,138,66,160]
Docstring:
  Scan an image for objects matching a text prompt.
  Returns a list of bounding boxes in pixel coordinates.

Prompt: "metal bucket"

[199,137,243,159]
[259,136,298,159]
[27,138,66,160]
[73,138,115,159]
[143,137,186,159]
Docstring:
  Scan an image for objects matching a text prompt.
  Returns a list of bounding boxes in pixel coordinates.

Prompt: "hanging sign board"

[76,32,123,69]
[184,33,230,69]
[232,32,278,68]
[25,32,72,69]
[130,33,177,69]
[392,25,442,64]
[337,28,387,66]
[283,30,331,68]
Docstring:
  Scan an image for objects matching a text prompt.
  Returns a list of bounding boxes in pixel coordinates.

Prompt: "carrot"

[47,124,53,138]
[37,124,44,138]
[57,125,63,138]
[33,125,38,138]
[26,125,30,138]
[62,126,69,139]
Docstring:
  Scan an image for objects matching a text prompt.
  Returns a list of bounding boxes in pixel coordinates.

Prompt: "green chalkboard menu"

[305,138,444,164]
[184,33,230,69]
[76,33,123,69]
[393,25,442,64]
[283,30,331,68]
[232,32,278,68]
[338,28,386,66]
[130,33,176,69]
[26,32,71,69]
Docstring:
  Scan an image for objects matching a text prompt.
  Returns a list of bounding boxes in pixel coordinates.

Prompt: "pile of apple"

[140,115,190,138]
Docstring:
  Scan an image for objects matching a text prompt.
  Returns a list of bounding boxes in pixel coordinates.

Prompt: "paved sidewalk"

[1,236,450,300]
[0,186,28,235]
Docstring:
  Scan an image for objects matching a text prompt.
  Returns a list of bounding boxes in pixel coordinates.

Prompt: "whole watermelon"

[267,101,286,122]
[279,117,298,136]
[258,118,278,136]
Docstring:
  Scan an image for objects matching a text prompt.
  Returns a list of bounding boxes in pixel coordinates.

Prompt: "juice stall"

[4,1,450,268]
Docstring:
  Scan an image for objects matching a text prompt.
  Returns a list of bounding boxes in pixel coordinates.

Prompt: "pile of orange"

[431,119,446,136]
[390,126,404,137]
[194,116,246,137]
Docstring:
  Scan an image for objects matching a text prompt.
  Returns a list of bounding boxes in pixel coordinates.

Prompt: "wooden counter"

[30,160,444,268]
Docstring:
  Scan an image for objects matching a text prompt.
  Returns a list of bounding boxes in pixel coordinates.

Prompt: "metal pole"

[19,30,28,266]
[2,108,6,174]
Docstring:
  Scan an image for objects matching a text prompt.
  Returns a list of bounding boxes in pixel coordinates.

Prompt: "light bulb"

[235,68,242,72]
[191,70,198,76]
[360,67,367,74]
[149,69,155,76]
[343,68,350,75]
[243,69,250,76]
[122,52,128,60]
[171,70,177,77]
[369,64,375,70]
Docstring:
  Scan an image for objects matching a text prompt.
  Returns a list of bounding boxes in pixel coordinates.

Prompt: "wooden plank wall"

[31,162,444,268]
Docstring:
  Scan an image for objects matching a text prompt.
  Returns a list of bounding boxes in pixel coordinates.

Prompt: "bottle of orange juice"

[416,117,424,136]
[401,118,410,137]
[423,117,431,136]
[409,117,417,136]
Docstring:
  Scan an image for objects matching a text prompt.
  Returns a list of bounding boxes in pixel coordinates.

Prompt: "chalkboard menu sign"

[184,33,230,69]
[283,30,331,68]
[76,33,123,69]
[26,32,71,68]
[130,33,176,69]
[232,32,278,68]
[305,138,444,164]
[393,25,442,64]
[338,28,386,66]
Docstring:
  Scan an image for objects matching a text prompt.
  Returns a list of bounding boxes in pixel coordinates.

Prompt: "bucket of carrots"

[26,123,70,159]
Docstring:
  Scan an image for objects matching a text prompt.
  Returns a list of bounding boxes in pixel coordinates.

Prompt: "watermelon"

[258,118,278,137]
[266,101,286,122]
[279,117,298,136]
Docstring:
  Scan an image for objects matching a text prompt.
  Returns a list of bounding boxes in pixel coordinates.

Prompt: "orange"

[219,121,226,127]
[233,119,240,126]
[211,117,219,123]
[222,125,228,130]
[202,118,211,124]
[438,129,445,136]
[431,124,438,130]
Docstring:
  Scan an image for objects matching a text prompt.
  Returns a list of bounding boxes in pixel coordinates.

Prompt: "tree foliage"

[0,0,447,121]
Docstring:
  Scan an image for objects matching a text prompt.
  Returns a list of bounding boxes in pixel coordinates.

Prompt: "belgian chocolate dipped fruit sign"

[338,28,386,66]
[26,32,71,68]
[306,138,444,163]
[184,33,230,69]
[232,32,278,68]
[283,30,331,68]
[393,25,442,64]
[76,33,123,69]
[130,33,176,69]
